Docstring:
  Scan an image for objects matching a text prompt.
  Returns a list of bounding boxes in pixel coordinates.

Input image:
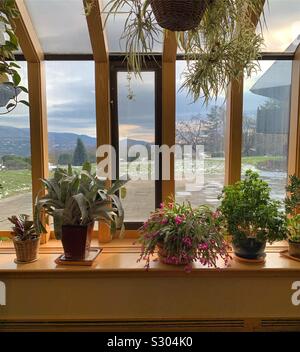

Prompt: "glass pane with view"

[117,71,156,222]
[45,61,97,228]
[0,62,32,231]
[175,61,226,208]
[242,60,292,201]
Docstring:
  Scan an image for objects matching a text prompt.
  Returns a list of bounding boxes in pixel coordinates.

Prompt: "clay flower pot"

[61,222,94,260]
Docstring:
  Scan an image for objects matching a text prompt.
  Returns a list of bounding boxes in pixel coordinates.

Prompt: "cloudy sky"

[0,0,299,142]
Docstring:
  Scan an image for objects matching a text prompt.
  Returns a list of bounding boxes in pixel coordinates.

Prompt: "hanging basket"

[150,0,213,32]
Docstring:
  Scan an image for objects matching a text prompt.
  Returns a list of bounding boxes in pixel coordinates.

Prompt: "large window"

[0,62,32,230]
[111,64,160,223]
[242,60,292,200]
[175,61,226,208]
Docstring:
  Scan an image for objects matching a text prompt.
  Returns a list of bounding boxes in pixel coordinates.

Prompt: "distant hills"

[0,126,151,159]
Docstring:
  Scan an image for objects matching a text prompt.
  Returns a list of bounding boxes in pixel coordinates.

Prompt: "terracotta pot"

[61,222,94,260]
[232,238,266,260]
[289,240,300,259]
[156,242,193,265]
[13,237,40,263]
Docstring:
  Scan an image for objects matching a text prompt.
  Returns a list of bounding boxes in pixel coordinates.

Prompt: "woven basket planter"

[13,237,40,263]
[150,0,213,31]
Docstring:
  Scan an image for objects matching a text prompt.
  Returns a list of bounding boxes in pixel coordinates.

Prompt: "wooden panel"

[0,246,300,332]
[162,31,177,201]
[288,44,300,178]
[225,77,244,185]
[14,0,44,62]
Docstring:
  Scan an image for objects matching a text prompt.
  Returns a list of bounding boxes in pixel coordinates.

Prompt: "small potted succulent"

[35,162,126,261]
[8,214,40,263]
[138,200,231,272]
[218,170,287,260]
[285,175,300,258]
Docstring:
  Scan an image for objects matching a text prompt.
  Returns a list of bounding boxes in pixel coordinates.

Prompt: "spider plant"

[100,0,265,103]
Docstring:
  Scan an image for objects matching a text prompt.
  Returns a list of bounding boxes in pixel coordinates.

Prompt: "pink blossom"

[182,236,193,247]
[161,218,168,225]
[160,202,164,209]
[199,243,209,251]
[175,216,183,225]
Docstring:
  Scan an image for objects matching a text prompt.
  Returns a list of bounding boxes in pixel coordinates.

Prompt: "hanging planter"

[149,0,213,32]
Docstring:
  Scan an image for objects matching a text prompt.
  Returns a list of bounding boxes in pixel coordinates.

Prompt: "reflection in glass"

[242,60,292,200]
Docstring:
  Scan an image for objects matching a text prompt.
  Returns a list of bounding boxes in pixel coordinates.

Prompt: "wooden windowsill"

[0,239,299,276]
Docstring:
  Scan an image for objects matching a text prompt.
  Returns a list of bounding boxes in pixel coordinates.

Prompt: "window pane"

[102,0,163,53]
[242,60,292,201]
[258,0,300,52]
[117,71,155,221]
[0,63,32,230]
[175,61,226,208]
[46,61,96,168]
[25,0,92,54]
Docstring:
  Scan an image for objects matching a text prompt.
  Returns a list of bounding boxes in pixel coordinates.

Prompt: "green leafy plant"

[0,0,29,114]
[287,215,300,243]
[285,175,300,216]
[35,162,127,240]
[101,0,265,102]
[8,214,38,241]
[139,199,231,271]
[284,175,300,243]
[218,170,287,244]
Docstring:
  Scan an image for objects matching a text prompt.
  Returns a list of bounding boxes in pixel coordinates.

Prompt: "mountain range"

[0,126,151,159]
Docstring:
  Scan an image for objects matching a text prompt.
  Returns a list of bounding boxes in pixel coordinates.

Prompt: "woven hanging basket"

[150,0,213,32]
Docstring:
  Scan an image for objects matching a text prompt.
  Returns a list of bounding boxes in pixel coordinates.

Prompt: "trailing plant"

[285,175,300,216]
[218,170,287,244]
[35,162,127,240]
[101,0,265,102]
[138,199,231,272]
[0,0,29,114]
[8,214,39,241]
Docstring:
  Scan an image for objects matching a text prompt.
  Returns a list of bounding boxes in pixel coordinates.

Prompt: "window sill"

[0,239,299,277]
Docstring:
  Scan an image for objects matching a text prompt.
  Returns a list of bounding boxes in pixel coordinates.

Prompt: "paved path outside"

[0,193,32,231]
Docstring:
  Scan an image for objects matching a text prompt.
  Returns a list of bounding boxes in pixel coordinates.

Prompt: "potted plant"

[35,162,126,260]
[138,200,231,272]
[8,214,40,263]
[285,175,300,258]
[218,170,287,260]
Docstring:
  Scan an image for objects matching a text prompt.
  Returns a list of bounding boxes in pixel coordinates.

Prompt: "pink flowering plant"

[138,200,231,271]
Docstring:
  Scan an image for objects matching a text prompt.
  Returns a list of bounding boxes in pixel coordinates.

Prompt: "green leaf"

[19,100,30,107]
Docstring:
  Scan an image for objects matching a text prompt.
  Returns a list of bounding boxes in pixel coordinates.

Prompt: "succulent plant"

[34,162,127,240]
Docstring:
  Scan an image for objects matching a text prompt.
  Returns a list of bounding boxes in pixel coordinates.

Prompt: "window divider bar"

[288,44,300,178]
